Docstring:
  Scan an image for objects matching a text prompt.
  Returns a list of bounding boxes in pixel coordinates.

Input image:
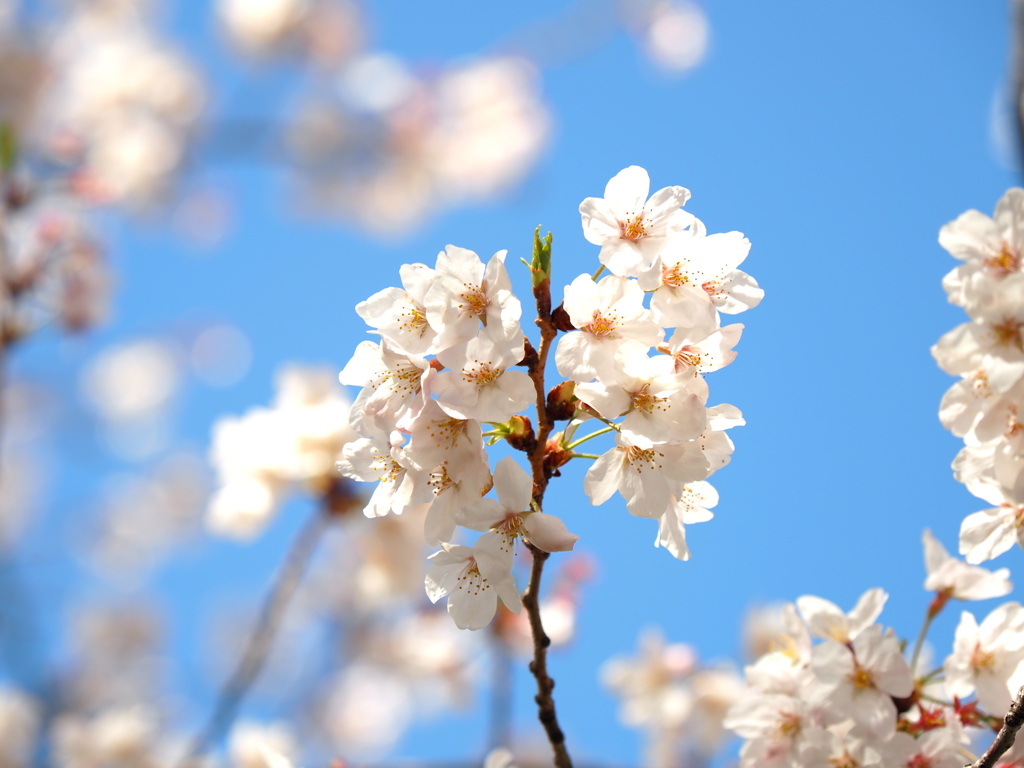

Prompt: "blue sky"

[13,0,1024,764]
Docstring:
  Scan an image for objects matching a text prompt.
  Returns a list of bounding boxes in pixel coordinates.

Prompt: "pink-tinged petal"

[555,331,598,382]
[495,575,522,615]
[356,286,407,325]
[931,322,986,377]
[474,531,516,577]
[399,262,435,300]
[492,456,533,513]
[797,595,848,642]
[524,512,579,552]
[809,640,853,687]
[424,544,472,602]
[603,165,650,212]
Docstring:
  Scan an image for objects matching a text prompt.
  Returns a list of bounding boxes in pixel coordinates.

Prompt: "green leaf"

[530,225,552,286]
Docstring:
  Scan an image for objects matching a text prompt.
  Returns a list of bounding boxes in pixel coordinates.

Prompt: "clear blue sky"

[13,1,1023,764]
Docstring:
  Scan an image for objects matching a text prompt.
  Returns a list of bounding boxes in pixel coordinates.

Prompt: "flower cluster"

[932,189,1024,563]
[336,165,761,630]
[206,365,358,541]
[724,530,1018,768]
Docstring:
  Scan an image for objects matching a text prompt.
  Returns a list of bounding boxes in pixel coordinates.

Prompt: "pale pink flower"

[425,537,520,630]
[579,165,695,277]
[555,274,662,382]
[796,588,888,645]
[944,603,1024,715]
[433,334,534,423]
[922,528,1012,600]
[356,263,437,355]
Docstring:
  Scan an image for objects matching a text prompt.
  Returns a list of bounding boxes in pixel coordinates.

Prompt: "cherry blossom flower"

[944,603,1024,715]
[574,342,706,447]
[654,481,718,561]
[555,274,662,382]
[932,273,1024,394]
[356,263,438,355]
[340,339,433,433]
[940,188,1024,309]
[796,588,888,645]
[433,334,534,423]
[423,460,491,547]
[405,399,489,481]
[658,324,744,376]
[579,165,695,277]
[457,457,579,553]
[584,433,708,518]
[424,245,522,351]
[337,431,430,518]
[922,528,1012,600]
[638,230,761,327]
[959,487,1024,564]
[880,729,962,768]
[810,625,913,738]
[425,537,521,630]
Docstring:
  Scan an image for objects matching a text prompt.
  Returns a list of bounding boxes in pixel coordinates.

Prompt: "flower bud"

[543,434,571,478]
[546,380,576,421]
[551,302,575,332]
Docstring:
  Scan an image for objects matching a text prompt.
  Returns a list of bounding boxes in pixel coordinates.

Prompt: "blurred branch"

[973,685,1024,768]
[178,507,330,767]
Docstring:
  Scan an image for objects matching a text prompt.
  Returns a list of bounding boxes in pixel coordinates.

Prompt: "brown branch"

[973,685,1024,768]
[177,507,330,768]
[521,260,572,768]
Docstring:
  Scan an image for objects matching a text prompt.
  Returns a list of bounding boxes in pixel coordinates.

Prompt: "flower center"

[777,711,801,737]
[428,465,454,495]
[701,280,723,298]
[496,514,526,538]
[371,448,403,483]
[985,242,1020,274]
[992,318,1024,352]
[972,369,992,398]
[847,663,874,690]
[455,561,490,595]
[397,304,429,337]
[457,282,489,320]
[971,643,997,671]
[662,263,689,288]
[624,445,664,472]
[632,385,668,415]
[582,310,620,338]
[426,417,470,451]
[462,362,502,387]
[619,213,648,242]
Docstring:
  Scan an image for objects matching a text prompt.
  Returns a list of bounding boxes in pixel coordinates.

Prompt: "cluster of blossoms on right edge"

[933,189,1024,563]
[724,531,1024,768]
[332,165,762,630]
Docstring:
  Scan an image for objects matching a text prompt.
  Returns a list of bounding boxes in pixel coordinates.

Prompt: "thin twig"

[973,685,1024,768]
[177,508,329,767]
[522,261,572,768]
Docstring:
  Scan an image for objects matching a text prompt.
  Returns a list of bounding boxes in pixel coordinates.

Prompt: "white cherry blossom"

[405,399,489,482]
[959,488,1024,564]
[940,188,1024,309]
[932,273,1024,393]
[810,625,913,738]
[555,274,663,382]
[336,431,430,518]
[433,334,534,423]
[639,230,761,327]
[579,165,695,277]
[584,432,709,518]
[944,603,1024,715]
[340,340,433,433]
[457,457,579,553]
[574,342,706,447]
[654,481,718,561]
[922,528,1012,600]
[423,459,491,547]
[796,588,888,645]
[423,245,523,351]
[356,263,438,355]
[658,324,744,377]
[425,537,521,631]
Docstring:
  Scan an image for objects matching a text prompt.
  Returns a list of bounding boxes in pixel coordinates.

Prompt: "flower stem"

[592,265,606,280]
[566,426,615,450]
[567,452,600,460]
